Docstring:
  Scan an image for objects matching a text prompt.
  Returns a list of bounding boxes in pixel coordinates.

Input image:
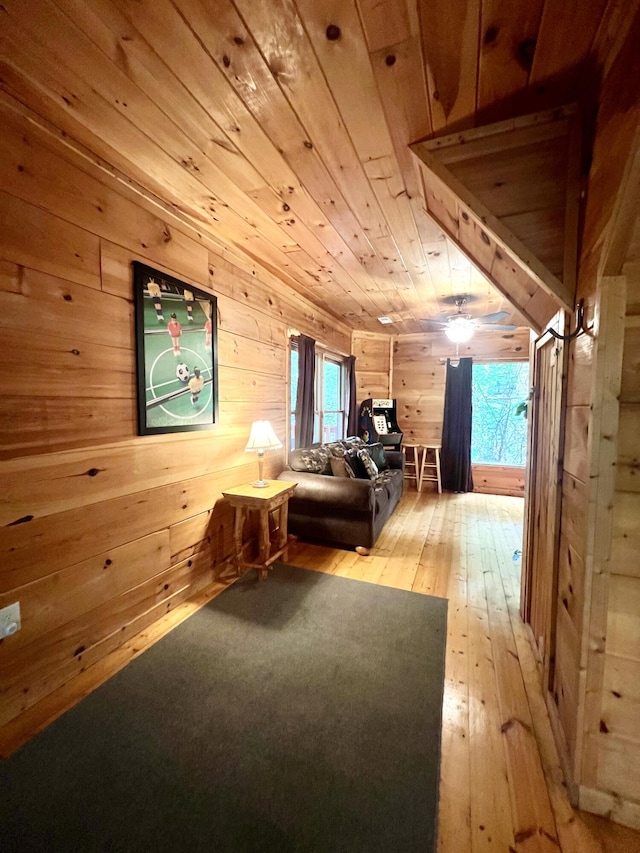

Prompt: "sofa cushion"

[289,446,331,474]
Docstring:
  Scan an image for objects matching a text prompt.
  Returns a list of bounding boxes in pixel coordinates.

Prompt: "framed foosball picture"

[133,261,218,436]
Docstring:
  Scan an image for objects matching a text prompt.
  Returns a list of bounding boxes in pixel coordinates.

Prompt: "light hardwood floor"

[285,490,640,853]
[4,489,640,851]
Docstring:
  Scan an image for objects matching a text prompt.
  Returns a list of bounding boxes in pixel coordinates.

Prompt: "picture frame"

[133,261,218,436]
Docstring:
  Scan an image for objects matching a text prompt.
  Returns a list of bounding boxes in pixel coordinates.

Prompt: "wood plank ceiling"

[0,0,621,334]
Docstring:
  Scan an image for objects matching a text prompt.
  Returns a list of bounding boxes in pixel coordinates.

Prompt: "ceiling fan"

[423,296,518,342]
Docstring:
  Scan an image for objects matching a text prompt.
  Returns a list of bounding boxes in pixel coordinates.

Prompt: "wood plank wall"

[548,11,640,825]
[472,464,526,498]
[589,263,640,817]
[393,329,529,495]
[352,331,392,402]
[0,99,351,740]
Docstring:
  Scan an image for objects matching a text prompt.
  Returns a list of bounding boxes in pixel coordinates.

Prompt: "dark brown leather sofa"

[276,439,404,551]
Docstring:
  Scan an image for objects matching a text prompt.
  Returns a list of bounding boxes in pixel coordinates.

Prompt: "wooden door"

[521,323,567,689]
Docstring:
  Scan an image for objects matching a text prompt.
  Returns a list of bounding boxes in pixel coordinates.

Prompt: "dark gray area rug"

[0,564,448,853]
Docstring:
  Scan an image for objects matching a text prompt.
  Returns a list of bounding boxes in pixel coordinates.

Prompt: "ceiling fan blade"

[418,318,449,326]
[476,323,519,332]
[475,311,510,324]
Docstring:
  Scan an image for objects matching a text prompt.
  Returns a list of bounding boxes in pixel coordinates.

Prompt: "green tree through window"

[471,362,529,466]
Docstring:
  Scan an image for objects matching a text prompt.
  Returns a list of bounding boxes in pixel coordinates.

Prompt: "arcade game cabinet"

[359,398,403,450]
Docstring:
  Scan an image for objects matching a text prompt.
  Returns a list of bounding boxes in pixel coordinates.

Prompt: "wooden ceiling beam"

[413,149,573,312]
[410,107,580,327]
[412,105,575,165]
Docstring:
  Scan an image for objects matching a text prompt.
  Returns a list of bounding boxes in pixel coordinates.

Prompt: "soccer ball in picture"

[176,362,190,383]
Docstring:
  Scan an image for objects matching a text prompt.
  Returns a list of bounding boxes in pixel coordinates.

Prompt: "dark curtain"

[294,334,316,448]
[346,355,359,437]
[441,357,474,493]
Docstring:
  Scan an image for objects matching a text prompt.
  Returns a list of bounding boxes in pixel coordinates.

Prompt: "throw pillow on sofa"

[330,456,355,478]
[357,448,379,480]
[325,441,348,458]
[342,436,366,451]
[367,442,388,471]
[343,448,362,478]
[289,446,331,474]
[325,437,365,459]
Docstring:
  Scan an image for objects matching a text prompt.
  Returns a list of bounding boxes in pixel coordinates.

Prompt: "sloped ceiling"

[0,0,633,334]
[410,106,580,332]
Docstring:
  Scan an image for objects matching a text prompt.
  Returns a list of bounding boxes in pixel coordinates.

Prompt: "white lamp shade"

[445,317,475,343]
[245,420,282,453]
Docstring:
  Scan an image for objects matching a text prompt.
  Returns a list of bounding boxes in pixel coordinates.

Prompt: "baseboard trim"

[544,689,580,806]
[579,785,640,831]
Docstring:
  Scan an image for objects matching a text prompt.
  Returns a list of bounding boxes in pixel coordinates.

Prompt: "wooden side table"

[222,480,297,580]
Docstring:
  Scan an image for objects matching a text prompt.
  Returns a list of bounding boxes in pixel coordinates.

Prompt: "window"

[289,343,347,448]
[471,362,529,466]
[316,354,345,444]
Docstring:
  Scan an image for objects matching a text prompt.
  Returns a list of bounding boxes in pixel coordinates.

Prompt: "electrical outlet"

[0,602,21,639]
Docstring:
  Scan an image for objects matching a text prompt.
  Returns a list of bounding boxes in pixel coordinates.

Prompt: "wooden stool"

[419,445,442,494]
[402,443,423,491]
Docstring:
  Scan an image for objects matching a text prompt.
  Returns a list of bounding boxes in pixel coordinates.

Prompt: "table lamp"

[245,420,282,487]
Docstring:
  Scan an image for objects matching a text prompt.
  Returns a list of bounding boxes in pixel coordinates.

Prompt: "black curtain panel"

[346,355,359,437]
[441,357,474,493]
[294,334,316,448]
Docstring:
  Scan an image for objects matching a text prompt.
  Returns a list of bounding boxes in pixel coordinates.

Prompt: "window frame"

[471,359,530,468]
[314,351,347,445]
[289,340,348,450]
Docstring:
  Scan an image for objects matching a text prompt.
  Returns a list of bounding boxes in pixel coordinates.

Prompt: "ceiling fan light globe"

[445,317,475,343]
